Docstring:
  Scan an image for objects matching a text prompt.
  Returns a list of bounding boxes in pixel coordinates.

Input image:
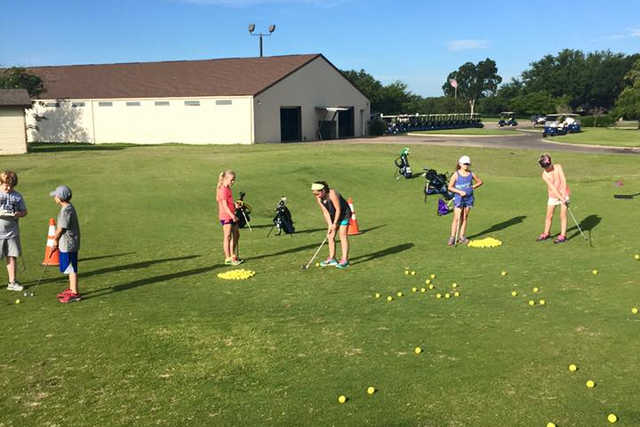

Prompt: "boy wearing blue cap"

[50,185,81,303]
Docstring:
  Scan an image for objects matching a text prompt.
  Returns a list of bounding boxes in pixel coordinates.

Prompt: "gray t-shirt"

[0,190,26,240]
[57,203,80,252]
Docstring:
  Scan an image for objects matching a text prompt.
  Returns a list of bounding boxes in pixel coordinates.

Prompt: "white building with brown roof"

[0,89,31,155]
[26,54,370,144]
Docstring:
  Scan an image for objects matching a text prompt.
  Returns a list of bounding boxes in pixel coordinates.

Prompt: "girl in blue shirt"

[447,155,483,246]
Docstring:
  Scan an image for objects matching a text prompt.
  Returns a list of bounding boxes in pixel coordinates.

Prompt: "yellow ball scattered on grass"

[454,291,460,297]
[547,422,557,427]
[414,346,422,354]
[592,269,599,275]
[452,283,458,288]
[533,287,539,293]
[428,284,435,290]
[375,293,381,299]
[608,413,618,423]
[436,293,442,299]
[217,269,256,280]
[404,270,409,275]
[397,291,403,297]
[430,274,436,279]
[367,386,375,395]
[15,299,21,304]
[410,271,416,276]
[338,395,346,404]
[420,288,426,293]
[586,380,595,388]
[635,254,640,261]
[387,296,393,302]
[528,300,535,306]
[411,287,417,293]
[568,364,577,372]
[511,291,518,297]
[501,271,508,276]
[444,293,451,299]
[425,279,431,285]
[631,307,638,314]
[539,299,546,305]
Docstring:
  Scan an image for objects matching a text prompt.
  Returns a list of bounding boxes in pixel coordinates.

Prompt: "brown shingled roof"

[0,89,31,107]
[27,54,322,100]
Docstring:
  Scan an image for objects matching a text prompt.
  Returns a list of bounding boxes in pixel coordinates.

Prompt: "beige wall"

[0,107,28,155]
[27,97,254,144]
[254,56,370,142]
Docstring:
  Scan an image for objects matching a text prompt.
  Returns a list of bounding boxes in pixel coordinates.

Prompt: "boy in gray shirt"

[0,171,28,291]
[50,185,81,303]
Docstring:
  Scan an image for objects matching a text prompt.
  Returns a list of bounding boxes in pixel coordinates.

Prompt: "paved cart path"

[328,131,640,155]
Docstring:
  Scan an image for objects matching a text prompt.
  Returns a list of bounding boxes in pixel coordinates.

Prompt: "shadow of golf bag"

[423,169,454,215]
[268,197,295,236]
[235,192,251,228]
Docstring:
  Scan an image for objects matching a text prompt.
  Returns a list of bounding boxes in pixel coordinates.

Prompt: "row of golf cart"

[540,114,581,137]
[381,113,483,134]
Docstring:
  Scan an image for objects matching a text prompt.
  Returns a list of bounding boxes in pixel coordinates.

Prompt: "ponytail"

[217,170,235,189]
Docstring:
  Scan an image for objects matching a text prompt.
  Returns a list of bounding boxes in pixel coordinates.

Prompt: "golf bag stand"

[423,168,454,215]
[394,147,413,179]
[267,196,295,237]
[235,192,252,229]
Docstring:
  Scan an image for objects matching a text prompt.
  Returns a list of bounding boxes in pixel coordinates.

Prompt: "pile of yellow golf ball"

[467,237,503,248]
[217,269,256,280]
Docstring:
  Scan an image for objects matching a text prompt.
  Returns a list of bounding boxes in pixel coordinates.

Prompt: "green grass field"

[412,128,523,136]
[553,128,640,148]
[2,142,639,426]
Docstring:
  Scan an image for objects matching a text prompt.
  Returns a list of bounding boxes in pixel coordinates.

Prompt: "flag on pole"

[449,78,458,88]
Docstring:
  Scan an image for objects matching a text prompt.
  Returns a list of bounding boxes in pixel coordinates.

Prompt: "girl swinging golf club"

[447,155,483,246]
[311,181,351,269]
[537,153,570,244]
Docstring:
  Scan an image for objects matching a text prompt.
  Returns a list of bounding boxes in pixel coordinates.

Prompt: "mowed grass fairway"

[553,128,640,148]
[1,142,639,426]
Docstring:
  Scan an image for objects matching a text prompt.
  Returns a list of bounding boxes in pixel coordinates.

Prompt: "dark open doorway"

[338,107,354,138]
[280,107,302,142]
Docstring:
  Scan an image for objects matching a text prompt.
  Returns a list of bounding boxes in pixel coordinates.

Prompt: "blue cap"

[49,185,72,201]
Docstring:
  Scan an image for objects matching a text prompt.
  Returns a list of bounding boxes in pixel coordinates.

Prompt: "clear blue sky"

[1,0,638,96]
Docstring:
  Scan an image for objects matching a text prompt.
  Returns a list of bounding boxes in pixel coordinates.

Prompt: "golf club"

[301,236,328,270]
[454,209,461,247]
[241,209,252,231]
[36,249,57,287]
[566,204,588,242]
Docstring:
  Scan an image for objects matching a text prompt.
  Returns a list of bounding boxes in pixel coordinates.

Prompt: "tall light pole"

[248,24,276,57]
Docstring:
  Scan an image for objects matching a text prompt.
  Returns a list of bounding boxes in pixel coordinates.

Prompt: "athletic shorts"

[339,218,349,226]
[0,238,21,258]
[59,251,78,274]
[220,219,236,226]
[454,195,474,208]
[548,197,569,206]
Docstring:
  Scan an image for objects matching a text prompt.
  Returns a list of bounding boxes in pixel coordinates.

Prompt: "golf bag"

[235,192,251,228]
[424,169,454,215]
[394,147,413,179]
[270,197,295,236]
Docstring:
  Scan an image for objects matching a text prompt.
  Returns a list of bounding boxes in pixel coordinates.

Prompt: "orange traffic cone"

[41,218,60,266]
[347,197,361,235]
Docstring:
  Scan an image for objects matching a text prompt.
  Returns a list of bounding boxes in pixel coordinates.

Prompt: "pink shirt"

[217,186,235,220]
[542,164,570,199]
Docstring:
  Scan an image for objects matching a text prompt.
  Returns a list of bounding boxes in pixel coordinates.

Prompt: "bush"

[368,118,387,136]
[580,114,616,127]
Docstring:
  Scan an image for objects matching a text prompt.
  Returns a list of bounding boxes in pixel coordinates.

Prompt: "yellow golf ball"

[430,274,436,279]
[375,293,381,299]
[404,270,409,275]
[501,271,508,276]
[387,296,393,302]
[632,307,638,314]
[533,287,539,293]
[410,271,416,276]
[367,386,375,395]
[414,346,422,354]
[568,364,577,372]
[592,269,599,275]
[397,291,403,297]
[586,380,595,388]
[425,279,431,285]
[428,284,434,290]
[539,299,546,305]
[634,254,640,261]
[528,300,535,306]
[511,291,518,296]
[444,293,451,299]
[15,299,21,304]
[547,423,557,427]
[608,413,618,423]
[420,288,426,293]
[454,291,460,297]
[451,283,458,288]
[411,287,417,293]
[338,395,346,404]
[315,262,320,267]
[436,293,442,299]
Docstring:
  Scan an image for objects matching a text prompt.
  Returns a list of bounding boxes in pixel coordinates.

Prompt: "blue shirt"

[454,171,474,197]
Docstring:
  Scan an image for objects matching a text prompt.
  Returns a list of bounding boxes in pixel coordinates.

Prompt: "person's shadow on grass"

[568,214,601,242]
[350,243,414,265]
[467,216,526,240]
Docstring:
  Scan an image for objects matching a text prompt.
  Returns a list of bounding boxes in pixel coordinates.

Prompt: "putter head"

[301,264,308,270]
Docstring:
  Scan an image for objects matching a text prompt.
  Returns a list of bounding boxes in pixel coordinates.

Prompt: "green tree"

[342,69,412,114]
[0,67,44,97]
[615,58,640,128]
[442,58,502,114]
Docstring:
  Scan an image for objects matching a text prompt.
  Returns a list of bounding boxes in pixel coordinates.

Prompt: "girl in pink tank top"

[537,153,570,244]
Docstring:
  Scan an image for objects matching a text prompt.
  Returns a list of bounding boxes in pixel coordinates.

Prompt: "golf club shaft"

[241,210,252,231]
[305,237,328,269]
[567,206,587,240]
[454,209,461,247]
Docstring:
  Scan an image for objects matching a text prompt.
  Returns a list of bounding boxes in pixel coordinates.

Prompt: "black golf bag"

[394,153,413,179]
[423,168,454,203]
[235,192,251,228]
[270,197,295,236]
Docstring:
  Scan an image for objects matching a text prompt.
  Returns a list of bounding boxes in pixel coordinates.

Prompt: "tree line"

[342,49,640,123]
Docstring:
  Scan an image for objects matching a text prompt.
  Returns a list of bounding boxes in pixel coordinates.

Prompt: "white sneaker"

[7,282,24,291]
